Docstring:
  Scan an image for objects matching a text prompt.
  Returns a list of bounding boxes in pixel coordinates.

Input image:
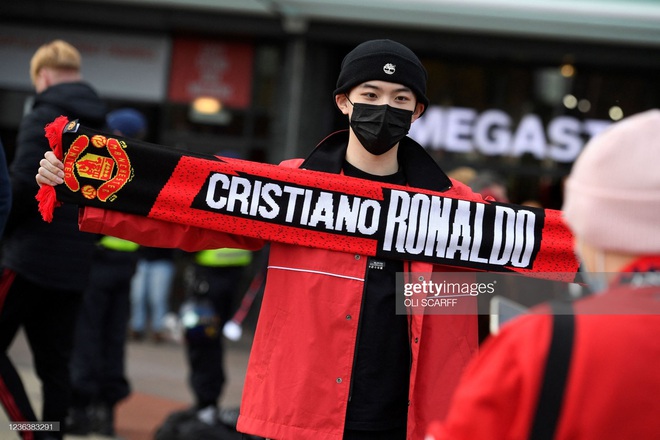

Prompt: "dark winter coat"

[2,81,107,290]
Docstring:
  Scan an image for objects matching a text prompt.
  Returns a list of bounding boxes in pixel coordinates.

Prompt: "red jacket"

[79,133,484,439]
[427,256,660,440]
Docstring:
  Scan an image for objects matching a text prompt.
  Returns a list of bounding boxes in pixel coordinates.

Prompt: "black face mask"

[348,101,413,155]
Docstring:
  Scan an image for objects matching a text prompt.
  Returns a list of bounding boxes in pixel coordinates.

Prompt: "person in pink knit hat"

[426,109,660,440]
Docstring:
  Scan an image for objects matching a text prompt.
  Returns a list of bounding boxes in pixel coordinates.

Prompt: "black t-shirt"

[342,160,411,431]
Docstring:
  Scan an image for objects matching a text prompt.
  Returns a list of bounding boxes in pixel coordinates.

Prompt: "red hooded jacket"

[78,133,484,439]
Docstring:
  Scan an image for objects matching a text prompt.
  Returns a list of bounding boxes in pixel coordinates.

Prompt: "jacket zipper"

[347,258,370,402]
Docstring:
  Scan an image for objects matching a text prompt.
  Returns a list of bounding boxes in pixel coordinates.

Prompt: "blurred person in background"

[168,247,253,436]
[66,108,145,437]
[468,170,509,203]
[446,166,476,187]
[426,109,660,439]
[0,39,107,439]
[129,247,177,342]
[126,120,178,344]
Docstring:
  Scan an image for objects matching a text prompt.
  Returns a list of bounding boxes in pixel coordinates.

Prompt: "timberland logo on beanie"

[334,39,429,112]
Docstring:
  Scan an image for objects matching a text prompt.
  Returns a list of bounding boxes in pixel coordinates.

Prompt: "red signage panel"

[168,37,254,109]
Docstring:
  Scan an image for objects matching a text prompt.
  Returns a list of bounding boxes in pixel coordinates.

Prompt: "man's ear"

[34,68,52,93]
[335,94,350,115]
[412,102,425,122]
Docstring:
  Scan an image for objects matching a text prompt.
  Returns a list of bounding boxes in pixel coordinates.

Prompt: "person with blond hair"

[0,39,107,439]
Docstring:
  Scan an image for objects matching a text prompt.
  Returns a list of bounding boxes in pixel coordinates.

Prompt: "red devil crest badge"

[63,134,134,202]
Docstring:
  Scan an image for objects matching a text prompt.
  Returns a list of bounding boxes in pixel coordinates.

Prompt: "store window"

[410,56,659,208]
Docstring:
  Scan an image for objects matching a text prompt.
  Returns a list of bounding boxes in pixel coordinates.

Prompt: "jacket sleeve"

[79,206,265,252]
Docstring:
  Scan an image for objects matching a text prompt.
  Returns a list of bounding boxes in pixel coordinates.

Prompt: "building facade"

[1,0,659,208]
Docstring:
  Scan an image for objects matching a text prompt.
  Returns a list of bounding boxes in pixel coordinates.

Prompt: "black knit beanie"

[334,39,429,111]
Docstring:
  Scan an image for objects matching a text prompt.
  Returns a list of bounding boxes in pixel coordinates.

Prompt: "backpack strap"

[529,301,575,440]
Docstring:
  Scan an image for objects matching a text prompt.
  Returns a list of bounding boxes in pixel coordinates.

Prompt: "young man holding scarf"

[38,40,486,440]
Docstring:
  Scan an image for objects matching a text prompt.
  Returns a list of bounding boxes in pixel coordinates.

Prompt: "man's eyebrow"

[359,83,413,94]
[358,83,382,91]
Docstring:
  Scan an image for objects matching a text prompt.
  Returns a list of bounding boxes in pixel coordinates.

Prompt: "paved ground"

[1,329,252,440]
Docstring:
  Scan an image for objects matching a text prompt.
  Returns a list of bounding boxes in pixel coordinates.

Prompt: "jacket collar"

[300,130,452,193]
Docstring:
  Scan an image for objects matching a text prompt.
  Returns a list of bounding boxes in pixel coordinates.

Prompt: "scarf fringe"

[35,115,69,222]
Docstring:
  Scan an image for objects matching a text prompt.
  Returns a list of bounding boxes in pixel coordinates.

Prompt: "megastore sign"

[410,106,612,163]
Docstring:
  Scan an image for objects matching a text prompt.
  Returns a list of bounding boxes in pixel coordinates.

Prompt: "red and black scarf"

[37,116,578,281]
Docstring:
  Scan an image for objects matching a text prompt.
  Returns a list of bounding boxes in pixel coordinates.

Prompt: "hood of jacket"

[33,81,107,128]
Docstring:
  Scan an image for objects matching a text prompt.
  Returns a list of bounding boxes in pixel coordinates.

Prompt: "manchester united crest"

[63,134,134,202]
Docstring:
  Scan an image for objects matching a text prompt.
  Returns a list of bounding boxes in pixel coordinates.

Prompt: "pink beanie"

[562,109,660,254]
